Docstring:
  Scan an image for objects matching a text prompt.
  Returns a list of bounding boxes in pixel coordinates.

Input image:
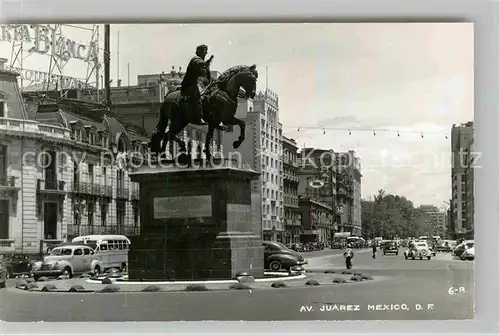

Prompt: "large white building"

[222,89,284,242]
[0,58,153,255]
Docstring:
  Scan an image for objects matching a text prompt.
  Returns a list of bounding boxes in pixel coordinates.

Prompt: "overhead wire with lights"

[284,125,449,140]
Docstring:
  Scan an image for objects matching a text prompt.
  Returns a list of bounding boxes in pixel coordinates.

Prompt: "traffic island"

[10,269,381,294]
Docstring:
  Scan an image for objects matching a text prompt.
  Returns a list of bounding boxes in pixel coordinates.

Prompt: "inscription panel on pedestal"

[154,195,212,219]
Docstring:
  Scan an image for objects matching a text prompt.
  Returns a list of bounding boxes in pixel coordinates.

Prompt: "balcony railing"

[37,179,65,192]
[116,187,129,199]
[67,225,140,237]
[0,239,15,248]
[70,182,113,197]
[0,176,18,188]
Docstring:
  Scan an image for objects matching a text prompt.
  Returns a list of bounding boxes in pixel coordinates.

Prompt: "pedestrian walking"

[372,242,377,259]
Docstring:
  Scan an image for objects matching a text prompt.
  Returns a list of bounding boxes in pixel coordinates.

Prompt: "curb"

[85,273,307,285]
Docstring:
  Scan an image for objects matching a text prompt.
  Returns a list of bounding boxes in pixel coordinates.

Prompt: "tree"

[361,190,427,239]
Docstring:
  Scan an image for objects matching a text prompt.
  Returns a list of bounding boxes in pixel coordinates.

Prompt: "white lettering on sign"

[6,66,85,89]
[0,24,99,62]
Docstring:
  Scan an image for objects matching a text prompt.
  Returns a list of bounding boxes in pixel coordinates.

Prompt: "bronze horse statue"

[149,64,258,160]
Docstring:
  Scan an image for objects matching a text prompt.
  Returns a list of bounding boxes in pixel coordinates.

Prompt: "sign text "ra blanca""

[0,24,99,63]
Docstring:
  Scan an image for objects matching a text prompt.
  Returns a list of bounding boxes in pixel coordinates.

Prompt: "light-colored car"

[0,261,7,288]
[454,240,475,258]
[31,243,102,280]
[404,241,432,260]
[460,246,475,261]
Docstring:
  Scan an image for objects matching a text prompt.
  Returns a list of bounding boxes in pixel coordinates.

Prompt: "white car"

[404,241,432,260]
[454,240,475,258]
[460,246,475,261]
[31,244,102,280]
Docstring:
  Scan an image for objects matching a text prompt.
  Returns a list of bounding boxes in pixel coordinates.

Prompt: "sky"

[0,23,473,208]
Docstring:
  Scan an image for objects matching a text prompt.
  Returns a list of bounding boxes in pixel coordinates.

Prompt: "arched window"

[117,137,126,153]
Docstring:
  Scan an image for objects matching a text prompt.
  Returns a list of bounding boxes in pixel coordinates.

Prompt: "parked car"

[0,260,7,288]
[3,253,33,278]
[31,244,103,280]
[263,241,307,271]
[460,246,475,261]
[404,241,432,260]
[453,240,474,258]
[383,241,399,255]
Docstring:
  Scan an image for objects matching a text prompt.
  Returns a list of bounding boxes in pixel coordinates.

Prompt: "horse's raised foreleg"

[229,116,246,149]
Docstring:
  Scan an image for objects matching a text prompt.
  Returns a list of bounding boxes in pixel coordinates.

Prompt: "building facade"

[336,151,362,237]
[297,148,336,242]
[419,205,448,238]
[450,122,474,239]
[281,136,300,244]
[0,59,148,255]
[298,197,333,243]
[222,89,284,242]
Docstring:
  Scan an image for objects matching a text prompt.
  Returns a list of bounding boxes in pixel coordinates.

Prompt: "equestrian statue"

[148,44,258,161]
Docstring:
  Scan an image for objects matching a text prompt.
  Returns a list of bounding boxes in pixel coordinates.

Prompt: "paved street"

[0,248,474,321]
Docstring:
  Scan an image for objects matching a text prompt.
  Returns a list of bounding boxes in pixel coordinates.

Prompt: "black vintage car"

[2,253,34,278]
[263,241,307,271]
[383,241,399,255]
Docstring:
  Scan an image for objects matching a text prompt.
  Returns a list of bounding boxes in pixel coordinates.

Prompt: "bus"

[71,235,130,271]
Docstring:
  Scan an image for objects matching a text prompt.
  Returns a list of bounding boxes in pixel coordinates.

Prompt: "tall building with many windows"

[297,148,336,242]
[335,151,362,236]
[450,121,474,239]
[222,89,284,242]
[281,136,300,244]
[419,205,448,238]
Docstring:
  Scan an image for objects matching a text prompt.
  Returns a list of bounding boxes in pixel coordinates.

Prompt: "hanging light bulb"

[348,129,351,135]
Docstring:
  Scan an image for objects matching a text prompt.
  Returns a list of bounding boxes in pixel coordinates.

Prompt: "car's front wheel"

[269,260,282,271]
[62,267,72,278]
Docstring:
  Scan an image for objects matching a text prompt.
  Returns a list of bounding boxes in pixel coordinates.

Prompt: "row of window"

[73,201,139,227]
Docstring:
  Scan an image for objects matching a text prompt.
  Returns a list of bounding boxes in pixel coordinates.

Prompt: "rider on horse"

[181,44,214,126]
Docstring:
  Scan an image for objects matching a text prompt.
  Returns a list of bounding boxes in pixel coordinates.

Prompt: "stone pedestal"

[128,158,264,280]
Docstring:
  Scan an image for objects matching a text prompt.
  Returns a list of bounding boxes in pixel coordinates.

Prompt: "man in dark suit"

[181,45,214,125]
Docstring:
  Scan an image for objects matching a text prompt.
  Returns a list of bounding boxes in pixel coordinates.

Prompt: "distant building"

[419,205,448,238]
[450,122,474,239]
[297,148,336,242]
[298,197,333,244]
[336,151,362,237]
[281,136,300,244]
